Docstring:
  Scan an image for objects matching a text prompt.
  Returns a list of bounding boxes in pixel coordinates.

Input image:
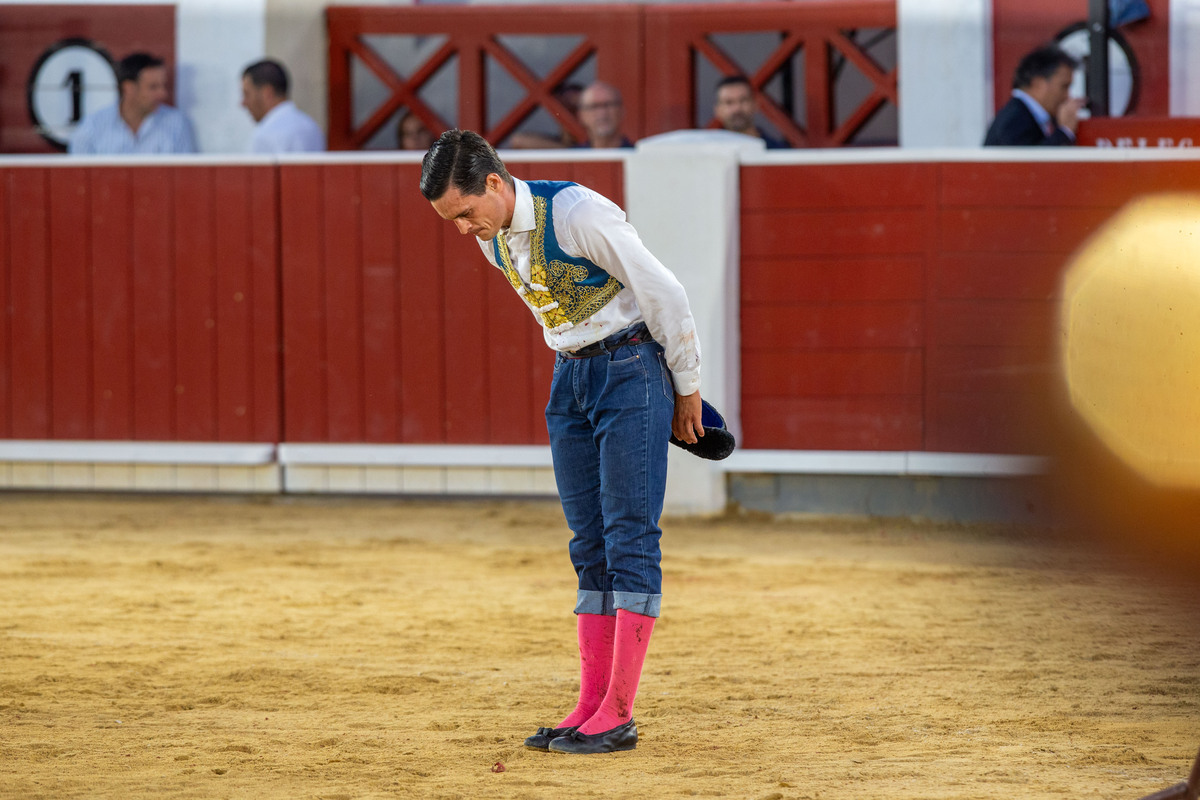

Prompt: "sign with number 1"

[27,38,118,150]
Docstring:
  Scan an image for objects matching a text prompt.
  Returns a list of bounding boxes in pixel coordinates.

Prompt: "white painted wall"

[177,0,266,153]
[897,0,992,148]
[1170,0,1200,115]
[626,130,764,515]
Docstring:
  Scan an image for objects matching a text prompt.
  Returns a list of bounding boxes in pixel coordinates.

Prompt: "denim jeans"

[546,329,675,619]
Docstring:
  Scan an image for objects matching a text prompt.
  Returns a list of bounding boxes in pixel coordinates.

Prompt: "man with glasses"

[575,81,634,149]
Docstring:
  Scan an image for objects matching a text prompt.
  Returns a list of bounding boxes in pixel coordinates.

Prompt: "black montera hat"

[669,399,736,461]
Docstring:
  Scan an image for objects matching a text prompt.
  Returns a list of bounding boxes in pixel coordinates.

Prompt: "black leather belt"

[561,323,650,359]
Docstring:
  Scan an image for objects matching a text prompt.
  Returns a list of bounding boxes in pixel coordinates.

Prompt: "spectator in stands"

[397,110,435,151]
[241,59,325,154]
[984,45,1084,146]
[574,81,634,149]
[68,52,197,155]
[713,75,787,149]
[507,83,584,149]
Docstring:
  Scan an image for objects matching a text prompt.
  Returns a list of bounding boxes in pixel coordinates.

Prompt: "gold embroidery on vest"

[496,195,622,333]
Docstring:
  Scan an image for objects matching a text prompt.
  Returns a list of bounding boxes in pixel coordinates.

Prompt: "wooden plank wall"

[277,159,625,445]
[741,162,930,450]
[4,158,1194,462]
[739,159,1200,454]
[0,165,281,442]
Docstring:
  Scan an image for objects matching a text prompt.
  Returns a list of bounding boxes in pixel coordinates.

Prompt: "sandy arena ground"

[0,493,1197,800]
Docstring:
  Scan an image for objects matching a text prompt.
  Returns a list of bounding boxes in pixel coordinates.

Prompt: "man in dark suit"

[984,45,1085,146]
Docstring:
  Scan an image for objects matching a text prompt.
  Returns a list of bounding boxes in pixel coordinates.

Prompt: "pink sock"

[556,613,616,729]
[577,609,656,734]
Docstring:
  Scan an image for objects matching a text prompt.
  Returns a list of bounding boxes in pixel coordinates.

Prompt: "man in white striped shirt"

[68,53,197,156]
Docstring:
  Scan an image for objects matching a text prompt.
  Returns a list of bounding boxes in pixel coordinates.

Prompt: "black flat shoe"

[524,725,577,751]
[547,719,637,754]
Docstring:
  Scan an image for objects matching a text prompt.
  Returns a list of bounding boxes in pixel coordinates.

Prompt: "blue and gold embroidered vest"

[492,180,624,333]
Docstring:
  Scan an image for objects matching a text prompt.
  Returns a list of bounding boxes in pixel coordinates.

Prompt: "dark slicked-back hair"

[420,129,512,201]
[243,59,289,97]
[1012,45,1078,90]
[117,52,165,86]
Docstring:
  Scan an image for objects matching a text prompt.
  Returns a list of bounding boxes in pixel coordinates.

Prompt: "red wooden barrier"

[326,5,643,150]
[326,2,896,150]
[5,157,1197,459]
[0,165,280,442]
[643,1,896,147]
[740,162,929,450]
[740,158,1200,454]
[277,159,625,444]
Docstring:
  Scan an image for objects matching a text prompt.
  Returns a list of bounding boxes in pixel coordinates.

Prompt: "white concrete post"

[624,130,763,515]
[177,0,265,153]
[1170,0,1200,115]
[897,0,993,148]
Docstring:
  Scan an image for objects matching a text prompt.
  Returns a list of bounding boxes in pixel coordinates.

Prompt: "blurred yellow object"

[1061,193,1200,488]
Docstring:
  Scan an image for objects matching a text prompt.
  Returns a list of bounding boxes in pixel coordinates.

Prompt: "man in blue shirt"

[69,52,197,155]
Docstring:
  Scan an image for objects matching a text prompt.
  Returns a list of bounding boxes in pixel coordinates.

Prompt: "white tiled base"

[0,462,284,493]
[281,465,558,496]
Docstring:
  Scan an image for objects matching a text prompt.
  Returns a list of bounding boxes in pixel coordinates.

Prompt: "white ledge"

[725,450,1048,477]
[278,443,555,468]
[0,441,276,465]
[0,441,1047,477]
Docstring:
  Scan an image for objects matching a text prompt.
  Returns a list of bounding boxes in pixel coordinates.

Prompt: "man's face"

[714,83,756,133]
[124,66,169,116]
[430,173,511,241]
[578,85,623,141]
[1030,64,1075,115]
[241,77,271,123]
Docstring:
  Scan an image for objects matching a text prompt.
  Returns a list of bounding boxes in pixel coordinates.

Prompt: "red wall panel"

[396,165,448,443]
[0,165,281,443]
[49,168,92,438]
[4,156,1195,463]
[7,170,51,438]
[358,164,400,443]
[90,168,133,440]
[129,167,175,439]
[0,173,9,435]
[278,160,622,445]
[740,159,1199,455]
[741,163,931,452]
[743,396,924,451]
[173,168,217,441]
[321,164,367,441]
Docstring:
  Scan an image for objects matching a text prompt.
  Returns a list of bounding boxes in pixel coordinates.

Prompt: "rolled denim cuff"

[574,590,616,616]
[613,591,661,618]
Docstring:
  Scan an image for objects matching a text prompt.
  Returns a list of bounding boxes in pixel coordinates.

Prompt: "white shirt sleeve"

[559,192,701,396]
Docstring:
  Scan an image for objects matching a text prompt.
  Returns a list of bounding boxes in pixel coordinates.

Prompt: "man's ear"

[486,173,503,193]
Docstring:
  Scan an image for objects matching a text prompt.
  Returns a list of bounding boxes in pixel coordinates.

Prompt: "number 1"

[62,70,82,123]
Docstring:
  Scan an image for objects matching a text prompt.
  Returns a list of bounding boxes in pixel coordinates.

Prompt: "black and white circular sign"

[1054,22,1140,117]
[27,38,118,149]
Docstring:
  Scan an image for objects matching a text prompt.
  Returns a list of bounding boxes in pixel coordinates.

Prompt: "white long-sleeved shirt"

[249,101,325,154]
[477,178,701,396]
[68,104,197,155]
